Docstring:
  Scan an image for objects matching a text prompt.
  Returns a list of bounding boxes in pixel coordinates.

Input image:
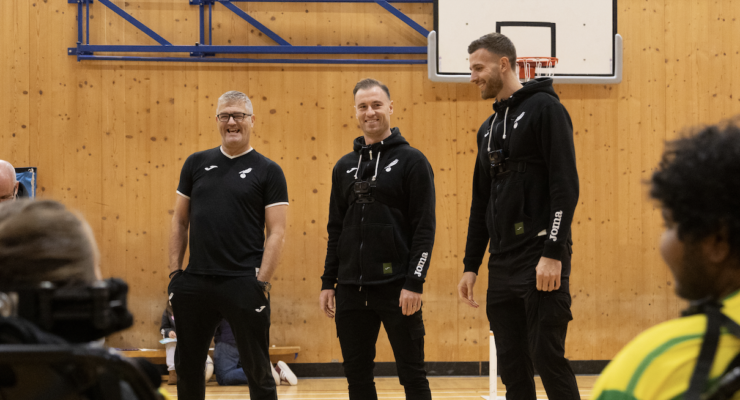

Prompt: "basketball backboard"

[428,0,621,84]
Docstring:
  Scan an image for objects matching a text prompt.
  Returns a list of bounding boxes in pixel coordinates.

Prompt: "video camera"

[488,149,511,180]
[353,180,376,204]
[0,278,134,343]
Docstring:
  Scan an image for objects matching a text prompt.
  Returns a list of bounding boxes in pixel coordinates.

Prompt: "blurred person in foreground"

[0,199,166,399]
[591,119,740,400]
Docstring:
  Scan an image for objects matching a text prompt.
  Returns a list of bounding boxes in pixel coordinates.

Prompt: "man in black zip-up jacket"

[458,33,580,400]
[320,78,435,400]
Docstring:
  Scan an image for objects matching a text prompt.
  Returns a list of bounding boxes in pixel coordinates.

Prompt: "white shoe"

[270,362,281,386]
[275,361,297,386]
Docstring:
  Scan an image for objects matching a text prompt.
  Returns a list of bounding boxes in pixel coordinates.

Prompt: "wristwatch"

[257,280,272,293]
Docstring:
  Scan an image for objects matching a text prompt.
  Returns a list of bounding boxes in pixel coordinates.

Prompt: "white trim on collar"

[220,146,254,159]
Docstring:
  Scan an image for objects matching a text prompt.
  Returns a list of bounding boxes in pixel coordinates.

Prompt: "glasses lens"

[218,113,247,122]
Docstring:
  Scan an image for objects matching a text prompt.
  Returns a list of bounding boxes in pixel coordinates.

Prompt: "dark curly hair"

[650,116,740,252]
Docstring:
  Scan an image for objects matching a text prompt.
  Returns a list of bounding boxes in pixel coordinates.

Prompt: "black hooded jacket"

[322,128,436,293]
[464,78,579,274]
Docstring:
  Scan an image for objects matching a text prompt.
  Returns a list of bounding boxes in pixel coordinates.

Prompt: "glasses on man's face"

[216,113,251,122]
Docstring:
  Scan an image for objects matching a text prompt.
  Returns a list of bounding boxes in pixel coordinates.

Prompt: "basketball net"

[516,57,558,82]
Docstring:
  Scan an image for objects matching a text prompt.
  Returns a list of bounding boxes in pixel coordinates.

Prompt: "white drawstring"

[353,153,362,180]
[372,152,381,181]
[355,140,385,181]
[502,107,510,139]
[487,106,510,151]
[487,114,497,152]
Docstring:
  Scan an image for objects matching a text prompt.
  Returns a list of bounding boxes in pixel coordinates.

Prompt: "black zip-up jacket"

[322,128,436,293]
[464,78,579,274]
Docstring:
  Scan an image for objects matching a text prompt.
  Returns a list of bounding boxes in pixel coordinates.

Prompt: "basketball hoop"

[516,57,558,82]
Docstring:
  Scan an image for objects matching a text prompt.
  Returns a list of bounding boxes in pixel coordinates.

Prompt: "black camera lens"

[487,149,510,180]
[489,150,504,164]
[354,181,370,194]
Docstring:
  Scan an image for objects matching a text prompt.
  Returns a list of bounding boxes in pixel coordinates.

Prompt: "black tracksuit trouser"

[486,237,580,400]
[335,280,431,400]
[168,271,276,400]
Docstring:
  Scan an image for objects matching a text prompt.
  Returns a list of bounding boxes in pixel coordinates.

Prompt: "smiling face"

[354,86,394,142]
[216,100,255,155]
[469,48,505,100]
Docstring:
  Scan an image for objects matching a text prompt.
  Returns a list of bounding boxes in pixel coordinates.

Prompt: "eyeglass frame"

[216,113,253,122]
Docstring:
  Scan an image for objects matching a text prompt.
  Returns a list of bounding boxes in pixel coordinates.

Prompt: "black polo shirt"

[177,146,289,276]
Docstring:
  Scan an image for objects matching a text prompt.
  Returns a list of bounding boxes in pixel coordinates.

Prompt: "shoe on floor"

[270,362,281,386]
[276,361,297,386]
[168,370,177,385]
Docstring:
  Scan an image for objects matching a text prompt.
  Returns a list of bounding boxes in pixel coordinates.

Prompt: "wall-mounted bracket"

[68,0,431,64]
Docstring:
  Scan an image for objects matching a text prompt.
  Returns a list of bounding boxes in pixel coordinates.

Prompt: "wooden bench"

[117,346,301,365]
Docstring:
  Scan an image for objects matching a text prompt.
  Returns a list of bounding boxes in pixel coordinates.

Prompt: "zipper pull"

[369,150,373,160]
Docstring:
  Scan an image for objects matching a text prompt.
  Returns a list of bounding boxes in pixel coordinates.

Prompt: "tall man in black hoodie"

[457,33,580,400]
[319,78,436,400]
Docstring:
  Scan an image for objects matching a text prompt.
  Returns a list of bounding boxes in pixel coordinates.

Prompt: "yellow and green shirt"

[591,290,740,400]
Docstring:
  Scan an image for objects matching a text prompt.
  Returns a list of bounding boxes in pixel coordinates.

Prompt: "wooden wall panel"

[2,0,740,364]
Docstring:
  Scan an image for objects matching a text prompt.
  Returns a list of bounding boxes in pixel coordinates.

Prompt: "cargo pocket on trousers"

[539,291,573,326]
[406,309,426,340]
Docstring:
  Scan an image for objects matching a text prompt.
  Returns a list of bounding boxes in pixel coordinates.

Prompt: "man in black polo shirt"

[168,90,288,400]
[319,78,436,400]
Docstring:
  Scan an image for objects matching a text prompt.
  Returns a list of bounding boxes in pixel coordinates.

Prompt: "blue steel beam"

[374,0,428,37]
[220,1,291,46]
[199,4,205,44]
[76,44,425,54]
[86,0,91,44]
[78,55,426,64]
[77,1,83,43]
[96,0,172,46]
[220,0,431,2]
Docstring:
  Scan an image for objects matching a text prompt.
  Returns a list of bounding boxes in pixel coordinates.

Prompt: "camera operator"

[0,199,103,346]
[0,199,159,399]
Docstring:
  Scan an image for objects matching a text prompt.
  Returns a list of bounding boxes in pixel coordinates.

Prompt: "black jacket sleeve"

[402,157,436,294]
[321,164,349,291]
[463,149,492,274]
[537,103,579,260]
[160,309,175,339]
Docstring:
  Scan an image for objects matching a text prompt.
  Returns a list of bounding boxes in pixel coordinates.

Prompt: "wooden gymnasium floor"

[160,375,598,399]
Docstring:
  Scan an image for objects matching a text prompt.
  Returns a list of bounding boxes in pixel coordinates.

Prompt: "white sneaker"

[270,362,281,386]
[275,361,298,386]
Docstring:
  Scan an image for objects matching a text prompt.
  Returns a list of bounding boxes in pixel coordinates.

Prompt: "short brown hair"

[468,33,518,73]
[0,199,98,286]
[353,78,391,100]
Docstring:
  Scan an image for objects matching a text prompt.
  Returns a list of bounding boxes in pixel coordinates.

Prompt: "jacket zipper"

[359,203,365,284]
[492,117,504,249]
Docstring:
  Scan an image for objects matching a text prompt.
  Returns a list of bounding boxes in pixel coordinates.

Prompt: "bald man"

[0,160,18,203]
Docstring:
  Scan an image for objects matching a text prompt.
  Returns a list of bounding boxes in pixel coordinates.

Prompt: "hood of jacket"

[352,127,409,154]
[492,77,559,114]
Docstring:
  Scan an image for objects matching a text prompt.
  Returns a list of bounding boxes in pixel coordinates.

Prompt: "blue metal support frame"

[220,1,291,46]
[67,0,430,64]
[96,0,172,45]
[374,1,428,37]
